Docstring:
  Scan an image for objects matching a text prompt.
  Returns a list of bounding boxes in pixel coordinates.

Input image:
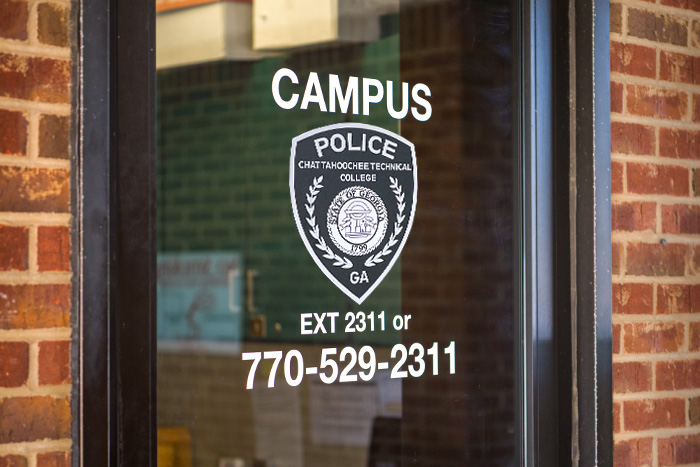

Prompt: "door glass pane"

[156,1,517,466]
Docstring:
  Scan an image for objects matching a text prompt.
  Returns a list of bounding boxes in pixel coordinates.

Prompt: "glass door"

[155,1,518,466]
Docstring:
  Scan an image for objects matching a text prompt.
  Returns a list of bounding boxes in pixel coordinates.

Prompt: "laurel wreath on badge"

[305,176,354,269]
[364,176,406,268]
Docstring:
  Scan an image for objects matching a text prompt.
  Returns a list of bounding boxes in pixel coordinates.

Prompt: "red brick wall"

[611,1,700,465]
[0,0,72,465]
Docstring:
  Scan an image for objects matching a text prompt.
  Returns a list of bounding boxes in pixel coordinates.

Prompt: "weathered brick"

[0,342,28,387]
[611,81,623,113]
[657,284,700,314]
[660,0,700,11]
[627,84,688,120]
[0,109,27,156]
[659,434,700,466]
[694,94,700,122]
[624,398,686,431]
[0,456,27,467]
[613,283,653,314]
[627,163,688,197]
[614,402,621,433]
[38,341,70,385]
[628,8,688,46]
[690,397,700,425]
[627,242,687,276]
[37,226,70,272]
[0,225,28,271]
[691,322,700,350]
[0,0,28,41]
[612,202,655,232]
[657,360,700,390]
[613,361,652,393]
[656,360,700,391]
[0,53,70,103]
[611,41,656,78]
[624,322,684,353]
[610,3,622,35]
[611,122,655,155]
[0,167,70,213]
[611,161,624,195]
[660,128,700,160]
[36,452,69,467]
[662,204,700,235]
[0,284,71,330]
[614,438,653,466]
[0,396,70,443]
[39,114,69,160]
[693,20,700,49]
[37,3,69,48]
[660,51,700,84]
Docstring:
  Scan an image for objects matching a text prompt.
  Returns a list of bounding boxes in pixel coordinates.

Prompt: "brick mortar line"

[654,277,660,317]
[28,0,38,46]
[657,45,661,83]
[614,389,700,401]
[37,0,72,5]
[27,112,39,160]
[0,271,72,284]
[613,427,700,441]
[0,329,71,341]
[0,40,71,61]
[613,315,700,323]
[28,341,38,389]
[0,213,71,225]
[611,0,700,20]
[0,98,70,115]
[615,276,700,285]
[611,113,700,130]
[611,72,700,92]
[610,192,700,203]
[28,225,37,274]
[0,154,71,170]
[611,153,700,168]
[0,385,71,399]
[613,351,700,362]
[611,32,700,57]
[0,439,71,456]
[611,232,700,243]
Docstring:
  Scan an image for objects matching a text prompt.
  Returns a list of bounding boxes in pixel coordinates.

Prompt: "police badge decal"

[290,123,417,304]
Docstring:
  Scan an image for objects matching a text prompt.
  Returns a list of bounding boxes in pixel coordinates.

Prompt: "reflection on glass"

[156,1,515,466]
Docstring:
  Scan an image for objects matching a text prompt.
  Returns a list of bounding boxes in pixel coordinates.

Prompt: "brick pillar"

[611,1,700,466]
[0,0,73,465]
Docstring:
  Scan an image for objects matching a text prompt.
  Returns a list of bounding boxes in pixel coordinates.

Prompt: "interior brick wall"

[611,1,700,465]
[0,0,72,465]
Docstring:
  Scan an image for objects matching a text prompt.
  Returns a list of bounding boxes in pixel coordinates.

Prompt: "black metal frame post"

[77,0,156,463]
[520,0,612,465]
[572,0,613,465]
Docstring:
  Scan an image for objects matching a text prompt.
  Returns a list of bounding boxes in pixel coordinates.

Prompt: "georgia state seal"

[290,123,417,304]
[328,186,388,257]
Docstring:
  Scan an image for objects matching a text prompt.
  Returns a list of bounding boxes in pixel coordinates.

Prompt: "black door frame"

[76,0,156,464]
[517,0,612,465]
[75,0,611,465]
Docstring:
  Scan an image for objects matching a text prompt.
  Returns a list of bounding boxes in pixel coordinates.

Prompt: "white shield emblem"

[290,123,417,304]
